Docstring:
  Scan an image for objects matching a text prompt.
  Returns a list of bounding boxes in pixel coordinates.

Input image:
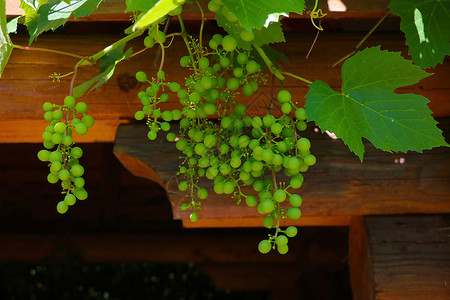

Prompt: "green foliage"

[125,0,159,12]
[0,0,13,77]
[132,0,184,30]
[24,0,104,44]
[389,0,450,68]
[221,0,305,29]
[305,46,449,161]
[73,45,132,97]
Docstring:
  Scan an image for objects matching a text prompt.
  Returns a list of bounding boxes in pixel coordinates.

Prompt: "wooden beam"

[2,32,449,143]
[113,119,450,226]
[349,214,450,300]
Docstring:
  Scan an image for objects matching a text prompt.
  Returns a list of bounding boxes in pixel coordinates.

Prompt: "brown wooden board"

[2,31,449,143]
[113,118,450,227]
[349,214,450,300]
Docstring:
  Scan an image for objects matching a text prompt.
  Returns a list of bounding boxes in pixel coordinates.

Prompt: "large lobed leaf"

[0,0,13,77]
[221,0,305,29]
[24,0,104,44]
[305,46,449,161]
[389,0,450,68]
[132,0,184,30]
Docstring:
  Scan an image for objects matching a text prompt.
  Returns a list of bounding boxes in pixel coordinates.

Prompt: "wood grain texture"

[2,31,449,143]
[349,215,450,300]
[113,118,450,225]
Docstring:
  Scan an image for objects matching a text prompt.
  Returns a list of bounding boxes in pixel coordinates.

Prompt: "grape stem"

[13,45,92,63]
[253,45,285,81]
[279,71,312,85]
[332,9,390,67]
[195,0,205,51]
[178,14,198,74]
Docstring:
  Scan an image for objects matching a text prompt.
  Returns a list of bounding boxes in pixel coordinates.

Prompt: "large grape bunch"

[133,5,315,254]
[37,96,92,214]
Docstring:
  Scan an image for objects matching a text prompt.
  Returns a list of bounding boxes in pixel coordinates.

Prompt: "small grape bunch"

[37,95,92,214]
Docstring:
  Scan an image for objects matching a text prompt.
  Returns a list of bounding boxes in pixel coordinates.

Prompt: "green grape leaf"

[221,0,305,29]
[305,46,449,161]
[26,0,104,44]
[215,8,285,50]
[0,0,13,77]
[132,0,184,31]
[7,16,20,34]
[389,0,450,68]
[125,0,158,12]
[73,45,132,98]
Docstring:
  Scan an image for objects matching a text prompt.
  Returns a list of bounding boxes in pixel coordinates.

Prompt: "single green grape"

[57,201,69,214]
[277,90,291,103]
[82,115,94,128]
[222,35,237,52]
[190,212,198,222]
[273,189,287,203]
[74,188,88,200]
[262,215,274,229]
[285,226,298,238]
[287,207,301,220]
[75,102,88,114]
[258,240,272,254]
[71,147,83,159]
[180,56,191,67]
[75,123,88,135]
[70,164,84,177]
[43,102,54,111]
[64,194,77,206]
[64,96,76,108]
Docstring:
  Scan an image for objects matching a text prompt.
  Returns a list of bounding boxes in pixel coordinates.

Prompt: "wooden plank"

[1,31,449,143]
[113,119,450,226]
[349,215,450,300]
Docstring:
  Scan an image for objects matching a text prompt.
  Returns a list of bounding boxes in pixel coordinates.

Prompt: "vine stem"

[13,45,92,62]
[90,29,144,62]
[253,44,285,81]
[332,9,391,67]
[279,71,312,85]
[195,0,205,51]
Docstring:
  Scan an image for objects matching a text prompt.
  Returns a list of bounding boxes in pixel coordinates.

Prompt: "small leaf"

[133,0,184,31]
[125,0,158,12]
[305,46,449,161]
[221,0,305,29]
[7,16,20,34]
[0,0,13,77]
[389,0,450,68]
[73,46,132,98]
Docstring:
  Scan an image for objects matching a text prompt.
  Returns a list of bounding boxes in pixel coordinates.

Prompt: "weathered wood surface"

[2,31,449,143]
[113,118,450,227]
[349,215,450,300]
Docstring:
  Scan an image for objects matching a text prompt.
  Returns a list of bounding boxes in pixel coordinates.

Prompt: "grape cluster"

[134,22,315,254]
[37,96,92,214]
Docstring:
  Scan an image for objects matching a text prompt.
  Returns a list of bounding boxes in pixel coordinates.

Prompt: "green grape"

[263,114,275,127]
[213,181,224,194]
[136,71,147,83]
[194,143,207,156]
[43,141,55,149]
[49,150,63,162]
[289,194,303,207]
[261,149,274,164]
[74,188,88,200]
[144,36,156,48]
[70,164,84,177]
[52,110,63,120]
[249,80,259,92]
[190,212,198,222]
[180,56,191,67]
[58,169,70,181]
[209,38,219,49]
[227,77,239,91]
[71,147,83,158]
[245,60,259,74]
[233,67,243,78]
[44,111,54,122]
[43,102,54,111]
[178,181,189,191]
[220,57,230,68]
[277,244,289,255]
[223,181,235,194]
[189,91,201,104]
[72,117,81,125]
[37,149,50,162]
[219,163,231,176]
[251,117,262,129]
[198,157,210,168]
[245,195,258,207]
[168,82,180,93]
[75,102,88,114]
[180,118,190,130]
[295,108,307,120]
[276,141,289,153]
[237,135,250,148]
[201,76,213,89]
[147,130,157,140]
[287,207,301,220]
[74,177,85,188]
[75,123,88,135]
[273,189,287,202]
[230,157,241,168]
[172,109,182,120]
[272,154,283,166]
[57,201,69,214]
[271,123,283,135]
[162,110,173,122]
[197,188,208,199]
[304,154,316,166]
[82,115,94,128]
[258,240,272,254]
[188,157,197,166]
[285,157,300,170]
[240,30,254,42]
[160,94,169,103]
[260,200,275,214]
[275,235,288,247]
[161,122,170,131]
[221,117,233,129]
[155,30,166,43]
[222,35,237,52]
[281,103,292,114]
[285,226,298,238]
[47,173,59,184]
[64,194,77,206]
[277,90,291,103]
[64,96,76,108]
[135,111,145,120]
[166,132,176,142]
[296,121,307,131]
[216,76,226,88]
[180,203,189,211]
[242,83,253,96]
[198,57,210,69]
[262,215,274,229]
[236,53,248,65]
[234,103,247,116]
[203,103,216,116]
[51,133,63,144]
[50,161,62,173]
[290,174,304,189]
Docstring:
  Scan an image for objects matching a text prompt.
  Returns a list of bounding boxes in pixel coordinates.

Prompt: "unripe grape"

[223,181,235,194]
[220,57,230,68]
[226,77,239,91]
[273,189,287,202]
[50,161,62,173]
[281,102,292,114]
[178,181,188,191]
[43,102,54,111]
[70,164,84,177]
[287,207,301,220]
[44,111,54,122]
[295,108,307,120]
[213,181,224,194]
[74,177,85,188]
[180,56,191,67]
[147,130,157,140]
[277,90,291,103]
[144,36,155,48]
[57,201,68,214]
[198,188,208,199]
[155,30,166,43]
[275,235,288,246]
[198,57,210,70]
[296,121,307,131]
[263,215,274,229]
[64,194,76,206]
[277,244,289,255]
[169,4,182,16]
[209,38,219,49]
[258,240,272,254]
[51,133,63,144]
[263,114,275,128]
[64,96,76,108]
[260,200,275,214]
[240,30,254,42]
[82,115,94,128]
[304,154,316,166]
[75,102,88,114]
[58,169,70,181]
[52,110,63,120]
[245,60,259,74]
[157,70,165,80]
[47,173,59,184]
[233,67,243,78]
[74,188,88,200]
[75,123,88,135]
[190,212,198,222]
[222,35,237,52]
[285,226,298,238]
[221,117,233,129]
[271,123,283,135]
[180,203,189,211]
[49,150,63,162]
[135,111,145,120]
[71,147,83,159]
[242,84,253,96]
[245,195,258,207]
[37,150,50,162]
